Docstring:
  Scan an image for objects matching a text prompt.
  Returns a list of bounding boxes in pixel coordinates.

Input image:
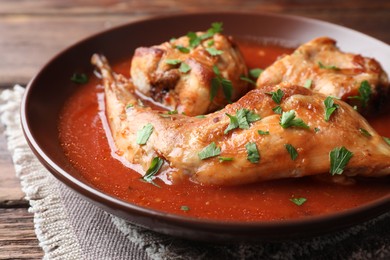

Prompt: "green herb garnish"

[245,142,260,163]
[258,130,270,135]
[165,59,182,65]
[176,45,190,53]
[280,110,309,129]
[324,96,339,122]
[206,47,224,56]
[359,128,372,137]
[179,62,191,73]
[211,65,233,103]
[240,75,256,86]
[218,156,234,162]
[314,127,320,133]
[195,115,206,118]
[224,108,261,134]
[318,61,339,70]
[272,105,283,114]
[136,123,154,145]
[180,205,190,211]
[348,80,372,108]
[249,68,263,79]
[71,73,89,84]
[383,137,390,145]
[285,144,298,160]
[329,146,353,175]
[198,142,221,160]
[290,197,307,206]
[187,22,223,48]
[266,89,284,104]
[142,157,164,187]
[304,79,312,89]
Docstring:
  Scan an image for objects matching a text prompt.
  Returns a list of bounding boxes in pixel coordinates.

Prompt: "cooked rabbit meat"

[130,31,249,116]
[257,37,389,113]
[93,54,390,186]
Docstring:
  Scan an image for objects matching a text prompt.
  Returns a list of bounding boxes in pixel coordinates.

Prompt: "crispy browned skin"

[131,33,249,116]
[257,37,389,112]
[93,54,390,186]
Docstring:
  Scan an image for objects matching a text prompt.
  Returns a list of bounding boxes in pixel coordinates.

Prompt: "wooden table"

[0,1,389,259]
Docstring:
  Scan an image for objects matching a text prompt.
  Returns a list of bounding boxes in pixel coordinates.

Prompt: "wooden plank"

[0,208,42,260]
[0,131,25,204]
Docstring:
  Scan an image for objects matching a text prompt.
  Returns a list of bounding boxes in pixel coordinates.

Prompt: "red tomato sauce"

[58,40,389,222]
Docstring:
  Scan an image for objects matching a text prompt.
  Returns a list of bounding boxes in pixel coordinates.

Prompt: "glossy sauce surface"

[59,40,389,222]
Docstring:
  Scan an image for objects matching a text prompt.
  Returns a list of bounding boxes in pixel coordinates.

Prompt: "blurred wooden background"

[0,1,389,259]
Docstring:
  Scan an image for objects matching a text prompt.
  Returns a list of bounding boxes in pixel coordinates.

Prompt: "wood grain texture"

[0,208,42,260]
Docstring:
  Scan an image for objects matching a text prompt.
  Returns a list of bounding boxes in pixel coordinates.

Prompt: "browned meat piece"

[256,37,389,113]
[93,54,390,186]
[130,32,249,116]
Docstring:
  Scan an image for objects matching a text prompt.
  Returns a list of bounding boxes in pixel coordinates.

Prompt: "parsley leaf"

[359,128,372,137]
[179,62,191,73]
[272,105,283,114]
[206,47,224,56]
[165,59,182,65]
[142,157,164,187]
[176,45,190,53]
[249,68,263,79]
[285,144,298,160]
[304,79,312,89]
[187,31,201,48]
[324,96,339,122]
[195,115,206,118]
[245,142,260,163]
[198,142,221,160]
[266,89,284,104]
[290,197,307,206]
[218,156,233,162]
[258,130,269,135]
[210,65,233,103]
[383,137,390,145]
[318,61,339,70]
[280,110,310,129]
[181,205,190,211]
[71,73,89,84]
[314,127,320,133]
[187,22,223,48]
[240,75,256,86]
[136,123,154,145]
[348,80,372,108]
[224,108,261,134]
[329,146,353,175]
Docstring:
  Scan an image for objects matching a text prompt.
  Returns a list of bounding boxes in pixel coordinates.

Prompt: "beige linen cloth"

[1,85,389,260]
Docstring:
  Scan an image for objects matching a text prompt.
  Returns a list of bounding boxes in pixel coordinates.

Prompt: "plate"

[21,12,390,242]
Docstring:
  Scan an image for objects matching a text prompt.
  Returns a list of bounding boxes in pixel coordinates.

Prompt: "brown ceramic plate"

[21,12,390,242]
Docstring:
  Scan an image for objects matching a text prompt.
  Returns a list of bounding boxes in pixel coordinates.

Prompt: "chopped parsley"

[359,128,372,137]
[329,146,353,175]
[258,130,270,135]
[210,65,233,103]
[179,62,191,73]
[195,115,206,118]
[142,157,164,187]
[280,110,310,129]
[180,205,190,211]
[285,144,298,160]
[187,22,223,48]
[249,68,263,79]
[246,142,260,163]
[126,103,134,110]
[207,40,215,47]
[206,47,224,56]
[71,73,89,84]
[136,123,154,145]
[314,127,320,133]
[224,108,261,134]
[318,61,339,70]
[272,105,283,114]
[324,96,339,122]
[165,59,182,65]
[176,45,190,53]
[266,89,284,104]
[290,197,307,206]
[198,142,221,160]
[218,156,234,162]
[304,79,312,89]
[348,80,372,108]
[240,75,256,86]
[383,137,390,145]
